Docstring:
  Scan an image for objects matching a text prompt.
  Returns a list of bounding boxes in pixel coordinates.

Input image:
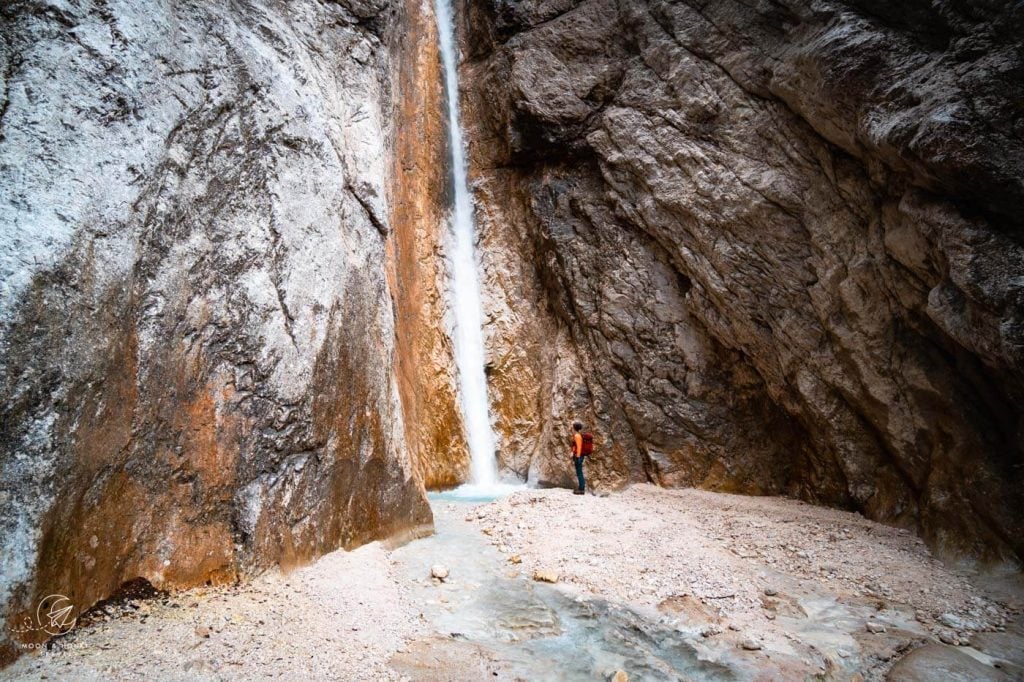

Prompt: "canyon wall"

[461,0,1024,562]
[388,0,471,490]
[0,0,450,660]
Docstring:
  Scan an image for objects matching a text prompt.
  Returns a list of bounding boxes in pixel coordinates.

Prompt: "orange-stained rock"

[0,0,433,664]
[386,0,472,490]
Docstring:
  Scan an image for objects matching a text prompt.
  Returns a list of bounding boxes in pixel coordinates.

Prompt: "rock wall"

[460,0,1024,562]
[0,0,448,661]
[387,0,471,489]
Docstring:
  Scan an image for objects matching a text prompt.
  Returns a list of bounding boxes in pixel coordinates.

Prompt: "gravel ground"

[469,485,1023,677]
[4,485,1022,680]
[3,543,425,681]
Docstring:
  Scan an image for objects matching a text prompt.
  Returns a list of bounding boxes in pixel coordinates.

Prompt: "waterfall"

[434,0,499,487]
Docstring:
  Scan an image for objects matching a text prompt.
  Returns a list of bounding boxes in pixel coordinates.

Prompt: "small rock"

[195,626,211,638]
[939,613,964,630]
[611,671,629,682]
[509,555,522,564]
[431,565,449,581]
[763,588,778,597]
[728,624,741,631]
[939,630,957,645]
[740,638,762,651]
[866,621,886,634]
[533,569,559,584]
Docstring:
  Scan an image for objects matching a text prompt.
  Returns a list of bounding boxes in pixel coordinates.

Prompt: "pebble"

[763,588,778,596]
[533,569,559,584]
[430,565,449,581]
[866,621,886,634]
[939,613,965,629]
[740,638,762,651]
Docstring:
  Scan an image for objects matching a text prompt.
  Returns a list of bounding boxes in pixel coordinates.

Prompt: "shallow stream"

[389,493,737,680]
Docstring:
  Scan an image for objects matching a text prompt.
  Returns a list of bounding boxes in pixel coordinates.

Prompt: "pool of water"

[429,483,526,505]
[391,498,736,680]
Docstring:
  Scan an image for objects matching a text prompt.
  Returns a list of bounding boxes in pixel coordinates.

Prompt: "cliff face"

[388,0,472,490]
[461,0,1024,561]
[0,0,451,659]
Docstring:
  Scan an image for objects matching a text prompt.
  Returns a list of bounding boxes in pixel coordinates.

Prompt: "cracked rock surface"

[0,0,435,661]
[460,0,1024,561]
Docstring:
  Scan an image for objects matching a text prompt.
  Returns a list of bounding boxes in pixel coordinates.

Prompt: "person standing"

[571,421,592,495]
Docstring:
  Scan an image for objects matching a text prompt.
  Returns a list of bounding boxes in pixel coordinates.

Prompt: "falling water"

[434,0,499,488]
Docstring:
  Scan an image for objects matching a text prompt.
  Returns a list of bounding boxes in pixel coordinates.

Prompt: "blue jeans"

[574,456,586,492]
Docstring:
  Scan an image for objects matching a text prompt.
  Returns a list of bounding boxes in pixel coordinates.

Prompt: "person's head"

[573,421,583,432]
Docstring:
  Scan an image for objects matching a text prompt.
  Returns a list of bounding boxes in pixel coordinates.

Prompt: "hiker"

[571,421,593,495]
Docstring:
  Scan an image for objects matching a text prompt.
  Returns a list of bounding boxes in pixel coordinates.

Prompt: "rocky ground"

[4,486,1022,680]
[470,486,1024,679]
[2,543,425,681]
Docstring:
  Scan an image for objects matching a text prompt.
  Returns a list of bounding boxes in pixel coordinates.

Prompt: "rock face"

[459,0,1024,561]
[0,0,454,660]
[388,0,472,489]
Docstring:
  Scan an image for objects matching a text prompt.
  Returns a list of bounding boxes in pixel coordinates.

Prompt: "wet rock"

[888,643,1003,681]
[939,613,974,631]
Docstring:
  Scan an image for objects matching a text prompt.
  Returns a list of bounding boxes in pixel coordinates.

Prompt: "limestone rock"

[532,569,560,583]
[460,0,1024,562]
[888,643,1004,681]
[740,638,762,651]
[0,0,439,661]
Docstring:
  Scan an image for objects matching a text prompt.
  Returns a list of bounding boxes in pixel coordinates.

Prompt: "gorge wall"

[460,0,1024,562]
[0,0,457,660]
[1,0,1023,664]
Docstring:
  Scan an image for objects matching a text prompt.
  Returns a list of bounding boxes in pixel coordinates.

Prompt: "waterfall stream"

[434,0,500,488]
